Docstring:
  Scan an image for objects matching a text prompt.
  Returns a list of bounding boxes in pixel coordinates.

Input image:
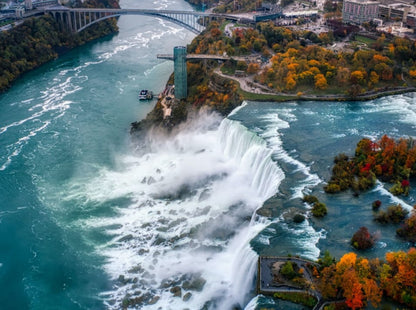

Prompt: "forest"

[315,249,416,309]
[0,0,119,93]
[187,19,416,97]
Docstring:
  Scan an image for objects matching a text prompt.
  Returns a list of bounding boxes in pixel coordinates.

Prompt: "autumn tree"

[247,63,260,74]
[369,71,379,85]
[380,248,416,307]
[351,227,375,250]
[317,253,382,308]
[350,70,365,85]
[396,207,416,242]
[315,73,328,90]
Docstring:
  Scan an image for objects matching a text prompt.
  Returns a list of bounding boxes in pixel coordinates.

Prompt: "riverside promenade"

[213,68,416,102]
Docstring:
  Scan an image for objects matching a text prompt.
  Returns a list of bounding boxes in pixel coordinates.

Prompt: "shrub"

[390,181,404,196]
[303,195,328,217]
[312,202,328,217]
[396,213,416,242]
[303,195,319,204]
[280,261,297,280]
[372,200,382,211]
[358,173,376,191]
[318,250,335,267]
[375,204,409,224]
[293,213,306,223]
[334,153,349,163]
[273,292,317,307]
[324,182,341,193]
[351,227,375,250]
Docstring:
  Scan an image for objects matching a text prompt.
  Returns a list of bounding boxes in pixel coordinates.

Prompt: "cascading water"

[64,112,285,309]
[219,119,284,201]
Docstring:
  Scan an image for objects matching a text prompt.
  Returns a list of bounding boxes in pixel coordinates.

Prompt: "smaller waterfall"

[219,119,285,201]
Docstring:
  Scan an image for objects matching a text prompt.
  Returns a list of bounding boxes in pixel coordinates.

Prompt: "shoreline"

[0,2,119,94]
[131,70,416,136]
[215,70,416,103]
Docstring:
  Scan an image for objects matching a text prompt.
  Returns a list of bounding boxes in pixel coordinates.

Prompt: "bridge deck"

[45,7,251,21]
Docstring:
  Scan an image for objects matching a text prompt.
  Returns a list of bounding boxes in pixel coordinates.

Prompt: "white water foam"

[373,181,414,212]
[0,53,95,170]
[0,72,76,170]
[258,111,322,198]
[243,295,261,310]
[365,95,416,127]
[65,112,284,309]
[278,216,325,261]
[227,100,248,117]
[0,120,51,171]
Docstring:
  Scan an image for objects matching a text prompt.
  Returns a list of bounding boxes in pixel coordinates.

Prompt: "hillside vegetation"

[0,0,119,92]
[189,20,416,97]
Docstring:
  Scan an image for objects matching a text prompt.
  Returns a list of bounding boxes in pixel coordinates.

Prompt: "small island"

[325,135,416,195]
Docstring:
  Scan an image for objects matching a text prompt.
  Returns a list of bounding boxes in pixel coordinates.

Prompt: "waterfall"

[73,112,284,309]
[213,118,285,308]
[219,118,285,201]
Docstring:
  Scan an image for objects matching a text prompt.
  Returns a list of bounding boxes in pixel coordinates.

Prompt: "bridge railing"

[45,7,257,34]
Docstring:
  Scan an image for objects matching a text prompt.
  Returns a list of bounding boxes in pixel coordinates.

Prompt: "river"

[0,0,415,309]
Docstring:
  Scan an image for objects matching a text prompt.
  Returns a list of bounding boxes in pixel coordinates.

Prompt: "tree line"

[315,249,416,309]
[0,0,119,93]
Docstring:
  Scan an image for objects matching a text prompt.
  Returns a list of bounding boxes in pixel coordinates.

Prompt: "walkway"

[214,68,416,101]
[159,85,175,118]
[213,68,282,95]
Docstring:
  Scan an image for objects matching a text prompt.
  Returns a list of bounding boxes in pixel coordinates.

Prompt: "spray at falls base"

[73,112,285,309]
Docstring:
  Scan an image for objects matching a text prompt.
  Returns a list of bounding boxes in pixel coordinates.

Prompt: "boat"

[138,89,153,100]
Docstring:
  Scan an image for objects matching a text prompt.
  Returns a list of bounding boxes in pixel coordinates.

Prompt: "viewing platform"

[257,256,330,310]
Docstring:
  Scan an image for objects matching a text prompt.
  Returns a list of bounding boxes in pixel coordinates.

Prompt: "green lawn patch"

[354,35,376,45]
[238,88,295,101]
[273,292,317,307]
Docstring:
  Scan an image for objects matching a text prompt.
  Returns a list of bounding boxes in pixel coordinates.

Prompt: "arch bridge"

[45,7,249,34]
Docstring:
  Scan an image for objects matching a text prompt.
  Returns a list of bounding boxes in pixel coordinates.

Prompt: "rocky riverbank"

[0,0,119,93]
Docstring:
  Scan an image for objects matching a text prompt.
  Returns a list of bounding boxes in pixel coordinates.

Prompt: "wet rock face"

[148,296,160,305]
[183,292,192,301]
[170,286,182,297]
[182,275,206,292]
[121,292,160,309]
[117,234,133,242]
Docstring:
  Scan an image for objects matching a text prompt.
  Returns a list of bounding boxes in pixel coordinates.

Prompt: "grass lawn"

[354,35,376,46]
[238,87,296,101]
[273,292,317,307]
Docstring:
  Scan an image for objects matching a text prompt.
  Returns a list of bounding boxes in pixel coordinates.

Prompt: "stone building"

[379,3,412,22]
[25,0,33,10]
[342,0,380,24]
